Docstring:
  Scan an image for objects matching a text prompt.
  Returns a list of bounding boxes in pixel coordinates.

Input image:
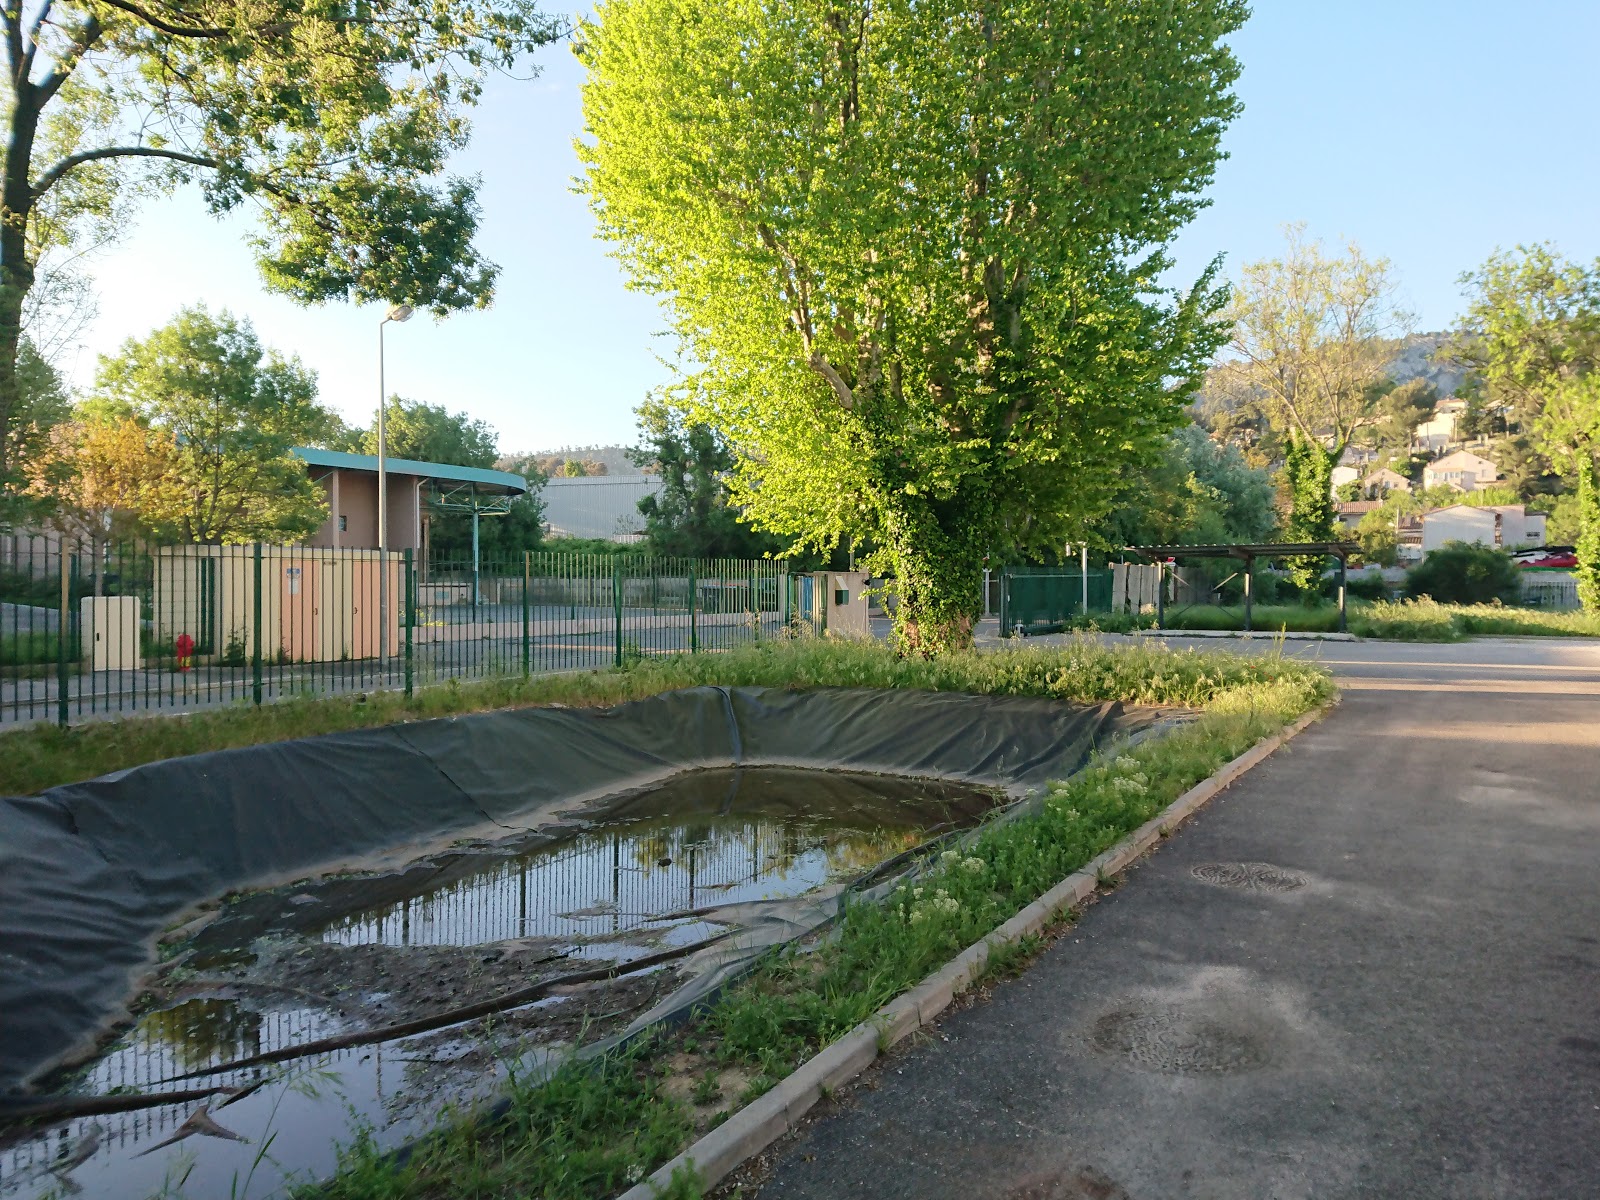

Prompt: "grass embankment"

[1,634,1322,797]
[1071,599,1600,641]
[277,638,1333,1200]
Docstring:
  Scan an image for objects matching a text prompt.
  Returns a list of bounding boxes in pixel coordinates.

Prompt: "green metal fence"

[997,565,1114,635]
[0,536,805,728]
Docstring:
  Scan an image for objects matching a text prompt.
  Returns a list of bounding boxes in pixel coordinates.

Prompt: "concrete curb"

[1131,628,1356,642]
[618,703,1332,1200]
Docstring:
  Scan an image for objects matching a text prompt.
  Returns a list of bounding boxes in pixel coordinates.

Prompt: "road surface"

[744,635,1600,1199]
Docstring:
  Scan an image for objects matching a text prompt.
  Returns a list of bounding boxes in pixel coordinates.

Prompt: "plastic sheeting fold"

[0,686,1175,1092]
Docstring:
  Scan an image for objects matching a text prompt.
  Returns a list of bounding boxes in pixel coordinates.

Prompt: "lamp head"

[385,303,415,324]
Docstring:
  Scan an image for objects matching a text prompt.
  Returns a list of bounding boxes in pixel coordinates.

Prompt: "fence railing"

[996,566,1116,634]
[0,537,809,728]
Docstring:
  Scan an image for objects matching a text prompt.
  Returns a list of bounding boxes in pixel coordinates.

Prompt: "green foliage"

[1103,424,1279,549]
[350,397,498,468]
[1281,435,1337,591]
[1353,598,1600,641]
[1577,454,1600,612]
[1404,541,1519,605]
[91,306,342,543]
[1493,435,1563,501]
[1367,378,1439,450]
[1223,226,1412,458]
[1346,573,1392,601]
[343,395,547,559]
[306,1039,692,1200]
[1354,509,1400,567]
[0,339,70,522]
[631,399,783,560]
[1455,245,1600,604]
[539,536,637,556]
[0,0,565,484]
[1163,604,1343,633]
[578,0,1246,652]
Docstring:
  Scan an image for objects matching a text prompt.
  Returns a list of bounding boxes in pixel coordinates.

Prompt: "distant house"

[1362,467,1412,496]
[1421,504,1546,552]
[1334,500,1383,531]
[1423,450,1499,492]
[1330,465,1361,495]
[1414,397,1468,453]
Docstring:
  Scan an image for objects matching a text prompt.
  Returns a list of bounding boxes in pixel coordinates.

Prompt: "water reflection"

[0,767,998,1199]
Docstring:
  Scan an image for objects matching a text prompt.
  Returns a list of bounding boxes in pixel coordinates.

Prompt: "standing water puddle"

[1,767,1000,1199]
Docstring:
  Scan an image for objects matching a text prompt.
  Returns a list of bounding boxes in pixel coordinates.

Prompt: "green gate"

[998,567,1113,635]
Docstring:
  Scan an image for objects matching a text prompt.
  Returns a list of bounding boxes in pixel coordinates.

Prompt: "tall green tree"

[1103,424,1278,549]
[346,394,546,558]
[352,397,498,468]
[579,0,1244,652]
[630,398,781,559]
[93,306,342,542]
[1367,378,1438,451]
[1455,245,1600,611]
[1224,226,1410,589]
[0,0,563,487]
[0,337,69,523]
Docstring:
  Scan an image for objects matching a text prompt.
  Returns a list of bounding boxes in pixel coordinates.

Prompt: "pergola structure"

[426,477,523,605]
[1124,542,1361,633]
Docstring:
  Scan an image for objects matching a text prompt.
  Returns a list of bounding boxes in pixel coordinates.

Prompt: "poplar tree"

[578,0,1245,651]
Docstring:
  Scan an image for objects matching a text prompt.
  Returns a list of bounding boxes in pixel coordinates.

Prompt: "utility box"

[80,596,141,671]
[815,570,870,638]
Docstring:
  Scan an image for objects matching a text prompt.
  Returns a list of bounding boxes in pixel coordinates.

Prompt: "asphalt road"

[746,637,1600,1199]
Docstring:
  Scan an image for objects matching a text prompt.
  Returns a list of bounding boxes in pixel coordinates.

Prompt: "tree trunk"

[0,83,41,486]
[881,493,987,656]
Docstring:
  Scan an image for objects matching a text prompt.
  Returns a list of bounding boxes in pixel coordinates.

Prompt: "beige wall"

[154,544,402,662]
[306,468,423,551]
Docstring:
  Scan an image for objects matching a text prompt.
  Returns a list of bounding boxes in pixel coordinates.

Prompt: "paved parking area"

[749,637,1600,1198]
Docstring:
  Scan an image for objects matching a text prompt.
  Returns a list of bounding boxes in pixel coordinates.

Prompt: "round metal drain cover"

[1089,1008,1272,1075]
[1190,861,1307,892]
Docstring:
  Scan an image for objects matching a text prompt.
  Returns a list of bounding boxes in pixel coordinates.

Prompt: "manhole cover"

[1089,1008,1272,1075]
[1190,861,1307,892]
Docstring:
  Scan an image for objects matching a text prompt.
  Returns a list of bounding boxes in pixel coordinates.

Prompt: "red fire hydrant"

[175,632,195,673]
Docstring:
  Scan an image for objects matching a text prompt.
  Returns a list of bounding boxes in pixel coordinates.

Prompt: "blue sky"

[76,1,1600,455]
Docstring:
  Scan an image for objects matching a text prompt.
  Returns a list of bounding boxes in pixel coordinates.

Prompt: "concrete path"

[747,639,1600,1199]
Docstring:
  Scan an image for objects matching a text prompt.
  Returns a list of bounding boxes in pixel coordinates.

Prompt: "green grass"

[1068,599,1600,642]
[1352,599,1600,641]
[1162,604,1344,634]
[291,639,1332,1200]
[0,636,1329,797]
[0,630,74,668]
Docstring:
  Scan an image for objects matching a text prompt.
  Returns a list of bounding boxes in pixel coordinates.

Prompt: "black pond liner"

[0,686,1184,1097]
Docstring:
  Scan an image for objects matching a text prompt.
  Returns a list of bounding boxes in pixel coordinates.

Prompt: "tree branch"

[32,143,216,197]
[808,351,855,410]
[4,0,23,81]
[34,14,101,106]
[93,0,232,38]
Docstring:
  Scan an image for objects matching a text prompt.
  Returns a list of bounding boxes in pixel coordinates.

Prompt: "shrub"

[1346,573,1391,601]
[1404,542,1519,605]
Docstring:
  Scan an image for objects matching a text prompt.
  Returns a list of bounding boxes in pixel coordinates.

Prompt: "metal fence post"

[56,541,70,727]
[521,551,531,677]
[404,548,415,698]
[612,558,623,667]
[689,564,698,653]
[251,542,264,706]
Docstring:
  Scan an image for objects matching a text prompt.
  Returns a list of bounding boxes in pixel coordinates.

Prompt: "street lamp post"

[378,304,414,671]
